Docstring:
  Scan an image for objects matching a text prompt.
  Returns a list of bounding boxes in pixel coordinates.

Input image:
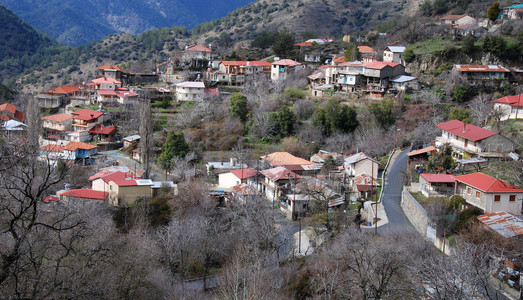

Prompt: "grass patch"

[412,37,454,55]
[411,191,429,203]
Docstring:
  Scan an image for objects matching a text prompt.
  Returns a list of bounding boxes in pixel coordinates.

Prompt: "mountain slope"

[0,0,256,46]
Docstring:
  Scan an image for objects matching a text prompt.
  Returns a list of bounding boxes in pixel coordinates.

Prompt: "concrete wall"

[401,187,452,255]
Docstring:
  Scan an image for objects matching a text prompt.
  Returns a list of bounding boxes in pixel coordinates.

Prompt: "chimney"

[463,123,466,133]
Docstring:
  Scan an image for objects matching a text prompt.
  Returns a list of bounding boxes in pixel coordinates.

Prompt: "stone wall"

[401,187,430,235]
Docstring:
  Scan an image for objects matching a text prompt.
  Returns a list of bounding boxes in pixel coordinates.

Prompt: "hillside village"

[0,1,523,299]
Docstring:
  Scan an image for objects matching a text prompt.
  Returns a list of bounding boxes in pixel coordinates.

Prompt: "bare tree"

[468,94,493,126]
[170,151,197,182]
[249,112,275,141]
[139,97,154,179]
[325,132,353,154]
[24,94,41,152]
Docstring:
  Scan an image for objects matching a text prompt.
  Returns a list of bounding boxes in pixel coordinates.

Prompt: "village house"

[327,61,364,93]
[207,60,272,85]
[218,168,258,188]
[390,75,420,91]
[123,134,141,148]
[0,103,25,123]
[357,46,378,63]
[41,113,73,139]
[182,44,212,67]
[206,158,248,175]
[58,189,108,203]
[260,151,313,169]
[90,171,139,194]
[89,124,116,142]
[440,14,478,27]
[490,94,522,120]
[310,150,344,165]
[500,4,523,20]
[435,120,515,159]
[151,181,176,197]
[383,46,406,64]
[68,109,104,142]
[419,173,456,198]
[92,77,138,104]
[231,183,258,203]
[362,62,406,97]
[352,173,380,200]
[339,152,379,180]
[407,145,435,169]
[454,172,523,215]
[98,65,122,79]
[271,59,303,81]
[282,192,312,220]
[63,141,98,164]
[107,178,153,207]
[453,64,510,82]
[175,81,205,101]
[36,85,87,109]
[259,166,301,203]
[454,24,487,37]
[2,120,26,140]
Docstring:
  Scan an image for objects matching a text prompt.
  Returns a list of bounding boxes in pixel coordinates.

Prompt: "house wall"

[354,159,379,179]
[458,183,522,214]
[478,134,515,153]
[218,172,241,188]
[383,51,402,63]
[43,119,72,131]
[176,87,204,101]
[457,16,477,26]
[108,182,151,206]
[91,178,110,192]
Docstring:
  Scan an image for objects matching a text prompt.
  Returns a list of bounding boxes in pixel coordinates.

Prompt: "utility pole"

[372,159,377,234]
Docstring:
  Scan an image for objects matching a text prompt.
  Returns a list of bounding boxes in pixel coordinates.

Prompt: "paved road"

[379,149,417,233]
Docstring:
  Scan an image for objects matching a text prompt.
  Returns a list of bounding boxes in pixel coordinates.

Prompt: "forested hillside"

[0,0,256,45]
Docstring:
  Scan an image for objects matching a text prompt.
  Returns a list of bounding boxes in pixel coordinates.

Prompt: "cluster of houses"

[407,118,522,232]
[210,150,380,220]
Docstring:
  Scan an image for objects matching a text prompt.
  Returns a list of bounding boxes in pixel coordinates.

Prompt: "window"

[475,191,481,198]
[509,195,516,202]
[494,195,500,202]
[467,187,471,195]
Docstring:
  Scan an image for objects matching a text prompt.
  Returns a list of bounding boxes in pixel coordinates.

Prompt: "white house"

[440,14,478,27]
[454,172,523,215]
[419,174,456,198]
[175,81,205,101]
[490,94,523,121]
[218,168,258,188]
[271,59,303,81]
[390,75,419,91]
[383,46,406,64]
[339,152,379,179]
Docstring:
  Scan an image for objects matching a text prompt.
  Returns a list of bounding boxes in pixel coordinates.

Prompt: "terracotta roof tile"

[72,109,104,121]
[436,120,498,142]
[42,113,73,123]
[260,166,301,181]
[187,44,212,52]
[260,152,312,166]
[64,141,98,151]
[89,124,115,135]
[47,85,79,95]
[420,173,456,183]
[454,172,523,193]
[60,189,107,200]
[230,168,258,180]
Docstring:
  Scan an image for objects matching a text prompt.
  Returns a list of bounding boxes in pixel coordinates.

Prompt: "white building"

[175,81,205,101]
[383,46,406,64]
[271,59,303,81]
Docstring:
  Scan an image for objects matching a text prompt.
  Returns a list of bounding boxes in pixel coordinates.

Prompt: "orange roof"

[72,109,104,121]
[477,211,523,238]
[260,152,312,166]
[231,168,258,180]
[295,42,313,47]
[454,64,509,72]
[47,85,79,95]
[42,113,73,123]
[89,124,115,135]
[272,59,302,67]
[407,146,435,157]
[187,44,212,52]
[64,141,98,151]
[333,56,347,63]
[454,172,523,193]
[490,94,523,107]
[364,61,400,69]
[420,173,456,183]
[91,77,122,84]
[0,103,17,114]
[40,144,65,152]
[220,61,272,67]
[98,65,122,71]
[357,46,375,53]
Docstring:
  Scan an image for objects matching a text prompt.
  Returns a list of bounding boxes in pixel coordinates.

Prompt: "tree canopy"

[313,99,359,136]
[229,93,249,123]
[157,131,190,171]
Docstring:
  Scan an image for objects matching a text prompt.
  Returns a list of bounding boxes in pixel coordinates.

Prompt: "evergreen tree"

[313,99,358,136]
[487,1,501,22]
[270,106,296,137]
[229,93,249,122]
[157,131,190,172]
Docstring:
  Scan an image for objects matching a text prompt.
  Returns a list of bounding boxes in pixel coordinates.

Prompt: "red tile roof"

[260,166,301,181]
[436,120,498,142]
[220,60,272,67]
[91,77,122,84]
[98,65,122,71]
[43,195,59,202]
[72,109,104,121]
[64,141,98,151]
[454,64,509,72]
[47,85,79,95]
[491,94,523,107]
[420,173,456,183]
[454,172,523,193]
[88,166,144,181]
[441,14,467,20]
[364,61,400,69]
[260,152,312,166]
[357,46,375,53]
[89,124,115,135]
[295,42,313,47]
[42,113,73,123]
[61,189,107,200]
[272,59,302,67]
[0,103,16,114]
[333,56,347,63]
[230,168,258,180]
[187,44,212,52]
[40,144,65,152]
